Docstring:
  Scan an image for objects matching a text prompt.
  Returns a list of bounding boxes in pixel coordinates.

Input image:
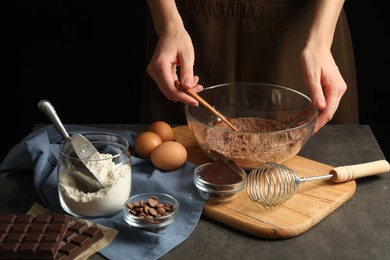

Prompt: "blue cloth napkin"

[0,124,206,260]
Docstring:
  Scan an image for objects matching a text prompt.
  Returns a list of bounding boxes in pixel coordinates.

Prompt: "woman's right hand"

[147,27,203,106]
[146,0,203,107]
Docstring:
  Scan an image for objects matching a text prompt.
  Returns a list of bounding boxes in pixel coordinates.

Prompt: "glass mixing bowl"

[185,82,318,170]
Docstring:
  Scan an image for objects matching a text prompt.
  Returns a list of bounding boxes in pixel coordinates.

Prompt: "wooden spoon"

[174,80,240,131]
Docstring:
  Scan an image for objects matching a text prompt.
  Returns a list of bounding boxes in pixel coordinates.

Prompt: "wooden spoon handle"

[330,160,390,182]
[174,80,240,131]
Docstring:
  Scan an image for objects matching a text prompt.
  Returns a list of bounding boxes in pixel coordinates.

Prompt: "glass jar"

[58,132,131,218]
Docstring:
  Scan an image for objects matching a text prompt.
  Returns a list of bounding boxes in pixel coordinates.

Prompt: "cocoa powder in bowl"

[192,117,307,169]
[185,82,317,170]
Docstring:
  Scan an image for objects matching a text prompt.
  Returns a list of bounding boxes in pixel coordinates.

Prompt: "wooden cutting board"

[173,126,356,239]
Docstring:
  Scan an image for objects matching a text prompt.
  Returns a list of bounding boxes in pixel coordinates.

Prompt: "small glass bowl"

[194,163,247,203]
[123,193,179,230]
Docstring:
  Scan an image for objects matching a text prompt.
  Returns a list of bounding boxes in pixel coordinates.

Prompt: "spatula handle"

[330,160,390,182]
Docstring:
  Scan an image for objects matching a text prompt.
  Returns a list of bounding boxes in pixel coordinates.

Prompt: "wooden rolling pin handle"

[330,160,390,182]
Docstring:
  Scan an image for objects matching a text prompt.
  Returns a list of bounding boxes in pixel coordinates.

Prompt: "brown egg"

[151,141,187,171]
[134,131,162,158]
[148,121,174,142]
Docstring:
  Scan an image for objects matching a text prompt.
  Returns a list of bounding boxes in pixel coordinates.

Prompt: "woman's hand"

[300,44,347,134]
[146,27,203,106]
[146,0,203,107]
[301,0,347,134]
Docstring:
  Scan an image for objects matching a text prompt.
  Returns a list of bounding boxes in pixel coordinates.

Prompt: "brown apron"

[141,0,359,125]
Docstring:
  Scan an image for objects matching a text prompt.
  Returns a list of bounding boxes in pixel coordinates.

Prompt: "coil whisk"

[246,162,300,206]
[246,160,390,206]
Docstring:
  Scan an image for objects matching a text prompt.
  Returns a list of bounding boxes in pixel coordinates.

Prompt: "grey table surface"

[0,124,389,260]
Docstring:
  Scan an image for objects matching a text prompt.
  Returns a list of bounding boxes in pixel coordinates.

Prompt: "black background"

[344,1,389,159]
[3,1,389,163]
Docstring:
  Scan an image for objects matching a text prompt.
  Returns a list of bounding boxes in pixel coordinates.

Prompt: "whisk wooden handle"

[330,160,390,182]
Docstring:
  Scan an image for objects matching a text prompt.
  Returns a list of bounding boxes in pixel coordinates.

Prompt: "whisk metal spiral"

[246,160,390,207]
[246,162,334,206]
[246,162,300,206]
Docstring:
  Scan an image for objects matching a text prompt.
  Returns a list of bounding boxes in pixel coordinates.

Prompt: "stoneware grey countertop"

[0,124,388,260]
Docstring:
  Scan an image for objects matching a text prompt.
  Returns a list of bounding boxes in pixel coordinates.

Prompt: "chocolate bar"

[0,214,70,259]
[0,214,104,259]
[55,220,104,260]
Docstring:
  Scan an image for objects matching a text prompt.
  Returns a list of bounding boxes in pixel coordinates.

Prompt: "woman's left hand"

[300,44,347,134]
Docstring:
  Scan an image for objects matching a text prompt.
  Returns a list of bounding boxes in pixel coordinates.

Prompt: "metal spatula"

[38,99,104,193]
